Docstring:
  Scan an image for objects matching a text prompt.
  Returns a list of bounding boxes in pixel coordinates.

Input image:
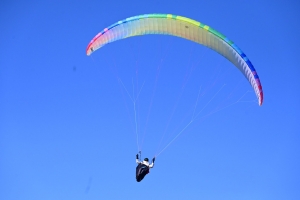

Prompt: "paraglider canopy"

[86,13,263,106]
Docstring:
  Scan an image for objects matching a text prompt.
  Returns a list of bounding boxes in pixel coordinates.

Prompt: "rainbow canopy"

[86,14,263,105]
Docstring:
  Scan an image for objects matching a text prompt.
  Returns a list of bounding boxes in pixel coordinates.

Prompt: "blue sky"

[1,0,299,199]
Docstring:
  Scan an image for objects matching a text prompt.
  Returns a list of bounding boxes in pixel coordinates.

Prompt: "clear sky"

[1,0,299,199]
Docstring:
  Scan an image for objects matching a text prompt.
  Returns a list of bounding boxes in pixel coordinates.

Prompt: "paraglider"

[136,153,155,182]
[86,13,264,182]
